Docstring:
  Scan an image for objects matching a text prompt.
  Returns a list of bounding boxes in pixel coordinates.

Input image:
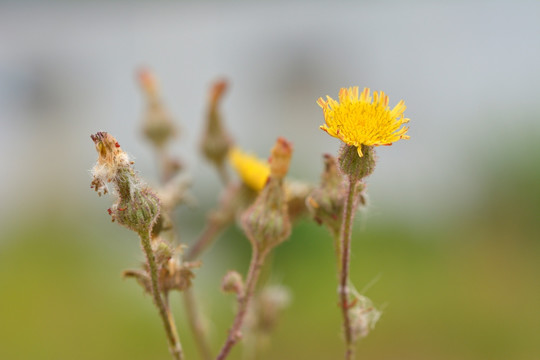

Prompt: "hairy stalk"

[216,249,266,360]
[181,216,229,360]
[340,179,357,360]
[183,289,213,360]
[140,231,184,360]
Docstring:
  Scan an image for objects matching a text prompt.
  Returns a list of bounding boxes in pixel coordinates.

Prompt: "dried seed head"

[90,131,161,236]
[348,293,382,342]
[124,238,199,295]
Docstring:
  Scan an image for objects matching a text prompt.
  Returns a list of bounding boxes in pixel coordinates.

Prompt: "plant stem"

[186,217,227,261]
[216,162,230,187]
[183,288,213,360]
[181,185,236,359]
[181,219,227,360]
[139,231,184,360]
[339,179,357,360]
[216,249,266,360]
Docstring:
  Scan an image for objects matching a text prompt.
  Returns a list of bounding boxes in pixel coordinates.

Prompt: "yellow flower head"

[229,147,270,191]
[317,87,410,157]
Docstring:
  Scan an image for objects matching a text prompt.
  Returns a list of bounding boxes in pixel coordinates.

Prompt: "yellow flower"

[229,147,270,191]
[317,87,410,157]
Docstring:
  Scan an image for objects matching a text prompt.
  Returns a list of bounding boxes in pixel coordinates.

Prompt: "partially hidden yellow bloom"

[317,87,410,157]
[229,147,270,191]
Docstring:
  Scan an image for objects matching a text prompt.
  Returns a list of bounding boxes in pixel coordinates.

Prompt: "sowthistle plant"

[89,72,410,360]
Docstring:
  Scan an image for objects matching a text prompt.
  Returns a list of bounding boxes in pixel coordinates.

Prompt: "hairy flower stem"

[181,186,235,360]
[216,249,266,360]
[340,179,357,360]
[183,289,213,360]
[139,231,184,360]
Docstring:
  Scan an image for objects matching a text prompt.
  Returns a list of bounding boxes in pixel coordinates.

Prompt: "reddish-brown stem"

[216,249,266,360]
[339,179,357,360]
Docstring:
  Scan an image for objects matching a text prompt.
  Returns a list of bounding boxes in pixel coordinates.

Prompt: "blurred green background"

[1,2,539,360]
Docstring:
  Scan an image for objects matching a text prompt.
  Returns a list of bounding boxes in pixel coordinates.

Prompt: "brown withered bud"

[124,238,199,295]
[241,138,293,254]
[90,132,161,236]
[137,68,177,148]
[200,79,233,171]
[306,154,347,236]
[269,137,293,179]
[221,270,244,296]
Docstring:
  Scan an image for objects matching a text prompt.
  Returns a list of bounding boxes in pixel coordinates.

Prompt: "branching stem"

[139,231,184,360]
[216,248,266,360]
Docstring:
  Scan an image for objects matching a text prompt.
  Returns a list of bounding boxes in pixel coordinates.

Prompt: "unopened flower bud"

[269,137,293,179]
[306,154,347,235]
[90,131,161,236]
[339,144,376,182]
[241,138,293,253]
[137,68,177,148]
[200,79,233,170]
[221,270,244,295]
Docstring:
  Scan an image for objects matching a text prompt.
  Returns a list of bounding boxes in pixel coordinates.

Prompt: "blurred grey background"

[2,1,539,229]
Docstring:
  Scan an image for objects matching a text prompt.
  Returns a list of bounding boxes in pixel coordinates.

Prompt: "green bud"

[241,138,293,253]
[112,169,161,236]
[242,178,291,253]
[338,144,376,182]
[221,270,244,295]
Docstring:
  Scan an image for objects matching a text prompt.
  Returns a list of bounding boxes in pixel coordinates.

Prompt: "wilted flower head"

[348,292,382,342]
[318,87,410,157]
[90,131,130,195]
[124,238,199,295]
[90,131,160,236]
